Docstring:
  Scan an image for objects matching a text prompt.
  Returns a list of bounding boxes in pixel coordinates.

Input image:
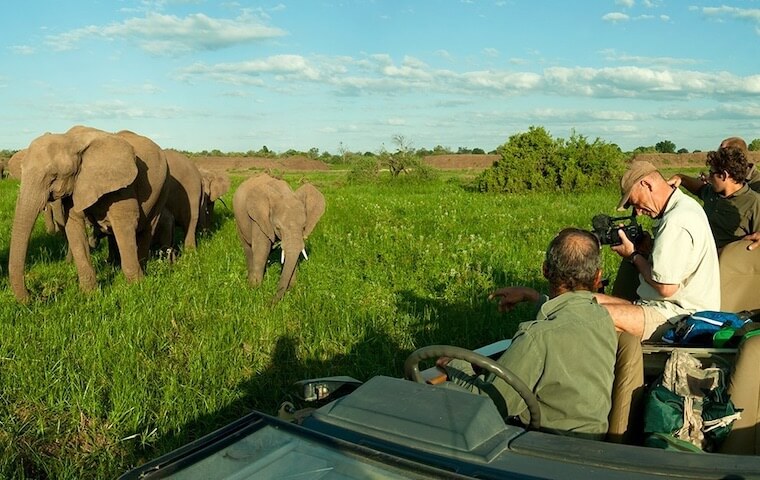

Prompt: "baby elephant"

[233,173,325,302]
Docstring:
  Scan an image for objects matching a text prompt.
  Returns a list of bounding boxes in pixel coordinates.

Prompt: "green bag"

[643,351,740,452]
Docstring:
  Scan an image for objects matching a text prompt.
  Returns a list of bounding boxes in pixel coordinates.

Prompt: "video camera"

[591,212,644,246]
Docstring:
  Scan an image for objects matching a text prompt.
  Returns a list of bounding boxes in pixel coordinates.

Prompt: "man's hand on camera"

[611,229,636,258]
[488,286,540,313]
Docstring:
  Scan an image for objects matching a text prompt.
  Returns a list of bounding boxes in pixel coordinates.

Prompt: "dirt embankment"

[192,154,501,174]
[192,155,332,175]
[189,152,760,175]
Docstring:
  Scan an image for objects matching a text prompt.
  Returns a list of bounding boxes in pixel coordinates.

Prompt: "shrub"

[347,156,380,183]
[477,126,625,193]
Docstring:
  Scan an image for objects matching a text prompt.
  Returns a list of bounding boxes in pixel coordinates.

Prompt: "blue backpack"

[662,311,749,346]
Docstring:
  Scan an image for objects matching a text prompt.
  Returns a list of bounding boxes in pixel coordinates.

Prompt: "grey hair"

[544,228,601,291]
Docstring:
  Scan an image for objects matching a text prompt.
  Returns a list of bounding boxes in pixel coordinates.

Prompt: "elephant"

[233,173,325,303]
[0,158,6,179]
[198,168,230,231]
[161,149,204,250]
[7,149,24,179]
[151,152,231,253]
[8,125,169,302]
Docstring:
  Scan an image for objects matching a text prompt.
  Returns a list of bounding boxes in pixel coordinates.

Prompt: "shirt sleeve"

[492,329,545,422]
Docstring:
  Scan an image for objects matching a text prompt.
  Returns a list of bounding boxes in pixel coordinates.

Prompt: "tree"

[677,148,689,154]
[749,139,760,152]
[472,147,485,154]
[386,134,415,177]
[655,140,676,154]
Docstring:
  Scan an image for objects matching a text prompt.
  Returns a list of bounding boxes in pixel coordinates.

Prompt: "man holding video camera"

[595,160,720,341]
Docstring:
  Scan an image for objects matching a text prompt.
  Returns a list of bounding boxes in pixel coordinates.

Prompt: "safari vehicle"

[119,337,760,480]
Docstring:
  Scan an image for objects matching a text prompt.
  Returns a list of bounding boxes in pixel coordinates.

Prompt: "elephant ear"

[208,171,231,201]
[246,183,276,242]
[295,183,326,237]
[72,134,139,212]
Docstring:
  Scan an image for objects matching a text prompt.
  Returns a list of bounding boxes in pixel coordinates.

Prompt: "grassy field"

[0,169,668,478]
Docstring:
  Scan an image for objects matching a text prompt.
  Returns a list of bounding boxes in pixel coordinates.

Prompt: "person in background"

[668,146,760,251]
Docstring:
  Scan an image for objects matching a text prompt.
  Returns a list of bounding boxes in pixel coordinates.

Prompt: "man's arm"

[489,286,541,313]
[667,173,707,196]
[612,230,679,297]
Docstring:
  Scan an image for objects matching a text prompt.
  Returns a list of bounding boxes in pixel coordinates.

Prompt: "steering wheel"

[403,345,541,430]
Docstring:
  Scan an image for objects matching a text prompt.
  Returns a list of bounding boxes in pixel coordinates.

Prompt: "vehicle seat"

[719,240,760,312]
[719,335,760,455]
[606,331,645,444]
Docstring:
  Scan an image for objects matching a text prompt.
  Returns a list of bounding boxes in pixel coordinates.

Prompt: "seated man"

[669,144,760,251]
[442,228,618,440]
[595,161,720,341]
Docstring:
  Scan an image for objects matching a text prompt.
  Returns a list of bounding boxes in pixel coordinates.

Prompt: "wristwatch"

[627,251,641,264]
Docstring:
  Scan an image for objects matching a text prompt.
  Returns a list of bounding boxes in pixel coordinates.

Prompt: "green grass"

[0,172,628,478]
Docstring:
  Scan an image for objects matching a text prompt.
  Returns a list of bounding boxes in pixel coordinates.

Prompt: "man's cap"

[617,160,658,211]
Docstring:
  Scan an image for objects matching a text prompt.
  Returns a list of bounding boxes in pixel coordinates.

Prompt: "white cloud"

[176,53,760,104]
[602,12,630,22]
[482,48,499,58]
[616,0,635,7]
[9,45,35,55]
[45,12,287,55]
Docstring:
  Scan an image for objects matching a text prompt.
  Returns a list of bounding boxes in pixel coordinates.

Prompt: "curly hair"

[544,228,601,291]
[706,147,748,183]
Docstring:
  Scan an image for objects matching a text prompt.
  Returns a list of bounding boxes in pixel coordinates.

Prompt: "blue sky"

[1,1,759,154]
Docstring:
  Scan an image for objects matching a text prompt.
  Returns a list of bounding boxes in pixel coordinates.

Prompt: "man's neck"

[720,181,744,198]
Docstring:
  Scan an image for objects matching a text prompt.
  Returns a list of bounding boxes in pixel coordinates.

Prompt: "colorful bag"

[662,311,749,346]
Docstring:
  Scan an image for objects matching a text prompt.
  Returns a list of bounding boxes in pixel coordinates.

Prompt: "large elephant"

[233,173,325,303]
[8,125,169,302]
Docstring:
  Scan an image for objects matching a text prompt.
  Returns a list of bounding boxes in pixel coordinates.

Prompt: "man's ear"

[592,269,603,291]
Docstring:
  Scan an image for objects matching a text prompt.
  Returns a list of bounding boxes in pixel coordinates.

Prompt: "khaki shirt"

[748,163,760,193]
[700,183,760,249]
[449,291,617,439]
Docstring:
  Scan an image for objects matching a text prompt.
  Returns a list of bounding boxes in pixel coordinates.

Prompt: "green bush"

[346,156,380,183]
[477,127,625,193]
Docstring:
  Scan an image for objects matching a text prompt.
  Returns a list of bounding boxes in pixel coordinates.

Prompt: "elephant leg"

[184,214,198,250]
[249,226,272,286]
[64,210,97,292]
[107,197,143,282]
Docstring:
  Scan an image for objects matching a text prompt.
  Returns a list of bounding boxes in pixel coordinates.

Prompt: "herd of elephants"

[2,125,326,304]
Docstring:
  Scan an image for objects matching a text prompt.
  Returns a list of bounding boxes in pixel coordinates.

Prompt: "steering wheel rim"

[404,345,541,430]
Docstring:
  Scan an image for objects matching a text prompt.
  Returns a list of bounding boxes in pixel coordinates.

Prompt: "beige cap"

[617,160,658,211]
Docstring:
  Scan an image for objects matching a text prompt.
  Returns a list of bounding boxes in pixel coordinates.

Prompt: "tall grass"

[0,172,627,478]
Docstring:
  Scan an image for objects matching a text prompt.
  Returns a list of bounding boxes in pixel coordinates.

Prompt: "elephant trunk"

[273,238,304,303]
[9,183,48,302]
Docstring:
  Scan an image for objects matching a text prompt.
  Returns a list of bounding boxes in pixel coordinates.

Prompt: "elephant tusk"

[301,249,308,261]
[281,250,285,264]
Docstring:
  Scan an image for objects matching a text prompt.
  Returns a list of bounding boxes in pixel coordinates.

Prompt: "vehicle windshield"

[163,424,441,479]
